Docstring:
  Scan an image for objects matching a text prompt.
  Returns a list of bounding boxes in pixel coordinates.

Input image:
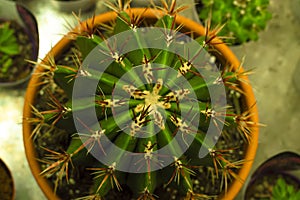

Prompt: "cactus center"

[123,78,174,132]
[144,92,161,108]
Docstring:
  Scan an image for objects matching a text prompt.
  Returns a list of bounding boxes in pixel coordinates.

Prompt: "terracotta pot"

[0,159,15,200]
[23,8,259,200]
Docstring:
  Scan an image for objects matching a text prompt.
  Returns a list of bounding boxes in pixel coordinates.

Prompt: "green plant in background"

[27,0,259,199]
[271,177,300,200]
[0,22,20,76]
[197,0,272,44]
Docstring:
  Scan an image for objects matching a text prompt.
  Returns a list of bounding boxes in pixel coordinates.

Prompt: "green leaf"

[272,177,300,199]
[0,22,20,55]
[0,55,13,74]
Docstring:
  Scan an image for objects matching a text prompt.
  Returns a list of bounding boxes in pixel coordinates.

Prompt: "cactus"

[196,0,272,44]
[26,0,259,199]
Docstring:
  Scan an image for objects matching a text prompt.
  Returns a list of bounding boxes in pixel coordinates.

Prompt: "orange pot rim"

[23,8,259,200]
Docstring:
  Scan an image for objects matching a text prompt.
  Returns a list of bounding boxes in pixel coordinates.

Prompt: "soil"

[0,159,14,200]
[0,20,34,84]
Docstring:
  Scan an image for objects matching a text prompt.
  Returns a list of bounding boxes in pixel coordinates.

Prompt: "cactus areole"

[23,5,259,200]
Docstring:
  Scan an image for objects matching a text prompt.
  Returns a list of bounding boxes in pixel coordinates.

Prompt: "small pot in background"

[0,159,15,200]
[244,151,300,199]
[0,0,39,87]
[50,0,97,13]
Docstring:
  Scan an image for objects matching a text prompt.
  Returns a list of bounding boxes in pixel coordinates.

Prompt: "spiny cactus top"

[27,1,259,199]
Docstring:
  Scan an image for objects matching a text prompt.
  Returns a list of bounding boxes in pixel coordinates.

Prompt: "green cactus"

[26,0,259,199]
[197,0,272,44]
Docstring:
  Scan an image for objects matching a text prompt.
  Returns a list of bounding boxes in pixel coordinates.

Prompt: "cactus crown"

[28,0,258,199]
[197,0,272,44]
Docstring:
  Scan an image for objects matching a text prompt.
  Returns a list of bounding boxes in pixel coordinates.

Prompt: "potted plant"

[0,159,15,200]
[195,0,272,45]
[244,151,300,200]
[50,0,97,13]
[0,0,39,87]
[23,0,260,199]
